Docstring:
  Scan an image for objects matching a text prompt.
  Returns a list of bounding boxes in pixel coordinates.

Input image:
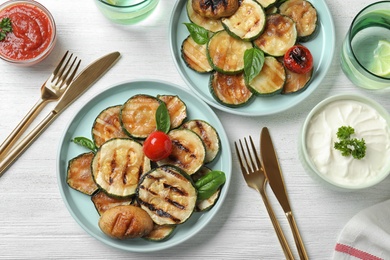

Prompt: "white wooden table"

[1,0,389,259]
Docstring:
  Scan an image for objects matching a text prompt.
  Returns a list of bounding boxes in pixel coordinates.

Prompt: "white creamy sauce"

[306,100,390,186]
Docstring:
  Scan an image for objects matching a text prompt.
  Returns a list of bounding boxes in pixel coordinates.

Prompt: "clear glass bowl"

[0,0,57,66]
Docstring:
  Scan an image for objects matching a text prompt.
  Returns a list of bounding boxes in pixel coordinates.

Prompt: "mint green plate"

[57,80,232,252]
[169,0,335,116]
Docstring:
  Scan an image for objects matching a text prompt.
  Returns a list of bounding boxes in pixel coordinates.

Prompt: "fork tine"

[234,140,248,175]
[248,136,262,170]
[59,57,81,88]
[51,51,71,83]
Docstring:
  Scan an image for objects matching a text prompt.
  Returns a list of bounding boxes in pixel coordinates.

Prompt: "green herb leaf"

[156,102,170,133]
[195,170,226,201]
[244,48,265,83]
[0,17,12,41]
[183,22,209,45]
[72,137,97,152]
[334,126,366,159]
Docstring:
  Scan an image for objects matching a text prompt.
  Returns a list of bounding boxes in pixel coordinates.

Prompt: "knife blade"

[260,127,308,260]
[0,51,120,177]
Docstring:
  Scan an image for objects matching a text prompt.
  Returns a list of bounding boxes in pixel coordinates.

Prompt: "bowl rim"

[300,93,390,190]
[0,0,57,66]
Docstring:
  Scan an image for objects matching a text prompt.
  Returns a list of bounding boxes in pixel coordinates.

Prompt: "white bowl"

[299,94,390,190]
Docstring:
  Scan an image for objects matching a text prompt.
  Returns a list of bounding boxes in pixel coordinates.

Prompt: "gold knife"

[260,127,308,260]
[0,51,120,177]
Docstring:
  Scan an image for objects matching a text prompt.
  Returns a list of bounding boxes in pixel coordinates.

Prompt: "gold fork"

[0,51,81,158]
[235,136,295,260]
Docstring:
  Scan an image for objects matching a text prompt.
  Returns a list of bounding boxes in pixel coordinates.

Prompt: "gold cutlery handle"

[0,110,57,177]
[260,187,295,260]
[0,99,47,158]
[286,212,308,260]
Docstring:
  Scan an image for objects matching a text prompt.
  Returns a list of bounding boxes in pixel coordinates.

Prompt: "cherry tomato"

[143,131,172,161]
[283,45,313,74]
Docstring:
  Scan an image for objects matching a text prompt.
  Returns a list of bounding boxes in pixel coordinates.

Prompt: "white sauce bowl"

[299,94,390,190]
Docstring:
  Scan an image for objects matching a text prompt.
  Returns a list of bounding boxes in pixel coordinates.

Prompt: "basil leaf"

[244,48,265,83]
[183,22,209,45]
[156,102,170,133]
[72,137,97,152]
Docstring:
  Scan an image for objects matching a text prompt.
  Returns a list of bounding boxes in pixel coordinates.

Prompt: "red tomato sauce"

[0,3,54,61]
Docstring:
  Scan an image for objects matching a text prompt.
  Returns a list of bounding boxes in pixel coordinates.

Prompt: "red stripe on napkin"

[335,243,384,260]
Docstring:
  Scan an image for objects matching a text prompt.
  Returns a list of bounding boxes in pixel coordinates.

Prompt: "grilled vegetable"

[91,190,132,215]
[247,56,286,95]
[195,170,226,200]
[137,165,197,225]
[143,224,176,242]
[253,13,297,57]
[207,30,253,74]
[182,119,221,163]
[186,0,223,32]
[98,205,154,239]
[210,71,254,107]
[282,64,313,94]
[157,129,206,175]
[283,44,313,74]
[222,0,266,41]
[121,94,161,139]
[92,138,148,197]
[92,105,128,148]
[192,0,240,19]
[67,152,98,195]
[256,0,278,8]
[181,35,213,73]
[279,0,318,42]
[157,95,187,129]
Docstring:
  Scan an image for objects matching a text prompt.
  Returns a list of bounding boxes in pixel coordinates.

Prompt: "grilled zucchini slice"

[210,71,254,107]
[279,0,318,42]
[92,105,129,148]
[121,94,161,139]
[207,30,253,74]
[253,13,297,57]
[256,0,278,8]
[282,66,313,94]
[92,138,148,198]
[186,0,223,32]
[143,224,176,242]
[91,190,132,215]
[137,165,197,225]
[67,152,98,195]
[181,35,213,73]
[157,129,206,175]
[247,56,286,95]
[182,119,221,163]
[157,95,188,129]
[222,0,266,41]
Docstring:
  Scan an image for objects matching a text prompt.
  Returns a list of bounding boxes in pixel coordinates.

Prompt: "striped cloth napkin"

[333,199,390,260]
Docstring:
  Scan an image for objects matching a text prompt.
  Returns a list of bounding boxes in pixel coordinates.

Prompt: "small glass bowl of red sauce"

[0,0,56,66]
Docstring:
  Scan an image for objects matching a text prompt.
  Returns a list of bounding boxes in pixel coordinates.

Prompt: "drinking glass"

[94,0,159,25]
[340,1,390,90]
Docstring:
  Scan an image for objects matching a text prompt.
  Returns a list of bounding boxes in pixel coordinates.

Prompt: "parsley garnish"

[0,17,12,41]
[334,126,366,159]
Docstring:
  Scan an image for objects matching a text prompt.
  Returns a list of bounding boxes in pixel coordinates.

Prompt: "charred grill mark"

[195,121,212,147]
[163,183,188,196]
[138,199,181,224]
[167,198,185,210]
[200,0,229,12]
[172,139,190,153]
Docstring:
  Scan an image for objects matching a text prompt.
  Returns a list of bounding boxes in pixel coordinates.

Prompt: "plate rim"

[169,0,336,116]
[56,79,232,252]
